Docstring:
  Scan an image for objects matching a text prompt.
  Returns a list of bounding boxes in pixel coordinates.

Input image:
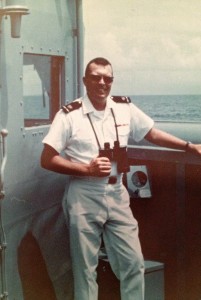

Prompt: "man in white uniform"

[41,57,201,300]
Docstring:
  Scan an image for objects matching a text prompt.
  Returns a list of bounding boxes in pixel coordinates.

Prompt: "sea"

[24,94,201,123]
[129,94,201,122]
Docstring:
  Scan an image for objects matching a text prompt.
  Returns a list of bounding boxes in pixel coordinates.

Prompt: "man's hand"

[186,143,201,156]
[89,157,111,177]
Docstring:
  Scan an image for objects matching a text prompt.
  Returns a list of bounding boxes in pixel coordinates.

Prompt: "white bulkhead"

[0,1,83,298]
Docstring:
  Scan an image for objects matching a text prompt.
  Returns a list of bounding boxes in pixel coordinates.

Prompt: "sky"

[82,0,201,95]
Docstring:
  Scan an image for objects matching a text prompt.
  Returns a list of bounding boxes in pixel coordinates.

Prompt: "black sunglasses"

[87,74,114,84]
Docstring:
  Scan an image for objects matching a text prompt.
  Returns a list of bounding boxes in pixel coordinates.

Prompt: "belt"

[71,175,120,184]
[108,176,117,184]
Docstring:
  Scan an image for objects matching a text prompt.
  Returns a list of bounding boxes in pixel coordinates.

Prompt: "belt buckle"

[108,176,117,184]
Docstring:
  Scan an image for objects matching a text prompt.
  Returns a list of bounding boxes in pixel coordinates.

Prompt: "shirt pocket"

[73,127,96,152]
[117,124,130,145]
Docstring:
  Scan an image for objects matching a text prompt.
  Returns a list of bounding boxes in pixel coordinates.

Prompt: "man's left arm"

[145,127,201,156]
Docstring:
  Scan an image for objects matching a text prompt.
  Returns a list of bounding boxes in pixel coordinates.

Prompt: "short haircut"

[85,57,113,77]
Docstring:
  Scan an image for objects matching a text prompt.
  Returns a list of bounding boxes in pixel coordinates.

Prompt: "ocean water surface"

[24,94,201,123]
[130,94,201,122]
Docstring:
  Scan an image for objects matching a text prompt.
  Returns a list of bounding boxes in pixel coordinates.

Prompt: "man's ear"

[83,76,86,86]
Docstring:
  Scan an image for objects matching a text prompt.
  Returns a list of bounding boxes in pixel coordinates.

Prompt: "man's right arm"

[40,144,111,177]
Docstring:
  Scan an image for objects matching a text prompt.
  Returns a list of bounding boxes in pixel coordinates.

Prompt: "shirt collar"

[82,94,115,115]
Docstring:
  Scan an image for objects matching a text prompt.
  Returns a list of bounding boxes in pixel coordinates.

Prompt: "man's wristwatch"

[185,141,192,151]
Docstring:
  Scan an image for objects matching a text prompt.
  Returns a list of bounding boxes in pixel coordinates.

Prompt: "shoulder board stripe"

[111,96,131,103]
[62,100,82,113]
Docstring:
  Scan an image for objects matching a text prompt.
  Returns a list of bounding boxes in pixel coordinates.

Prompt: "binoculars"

[99,141,130,173]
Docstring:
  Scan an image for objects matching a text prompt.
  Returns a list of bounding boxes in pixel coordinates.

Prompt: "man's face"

[83,62,113,104]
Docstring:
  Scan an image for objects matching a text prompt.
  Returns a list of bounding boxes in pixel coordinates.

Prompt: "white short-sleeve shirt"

[42,95,154,164]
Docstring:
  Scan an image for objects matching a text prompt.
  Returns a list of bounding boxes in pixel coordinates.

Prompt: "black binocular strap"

[86,108,119,149]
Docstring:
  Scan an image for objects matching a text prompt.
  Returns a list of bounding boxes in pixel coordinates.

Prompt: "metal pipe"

[76,0,84,97]
[0,129,8,198]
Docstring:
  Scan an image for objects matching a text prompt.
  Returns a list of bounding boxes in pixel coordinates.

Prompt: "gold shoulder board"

[111,96,131,103]
[62,100,82,113]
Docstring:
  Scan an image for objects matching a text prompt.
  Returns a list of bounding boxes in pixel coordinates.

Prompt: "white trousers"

[63,177,144,300]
